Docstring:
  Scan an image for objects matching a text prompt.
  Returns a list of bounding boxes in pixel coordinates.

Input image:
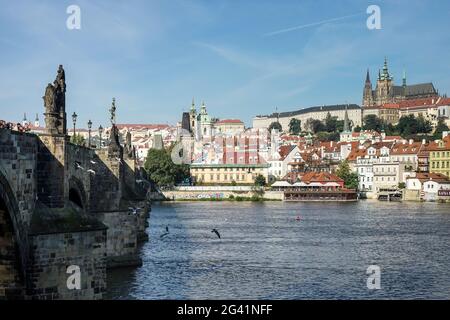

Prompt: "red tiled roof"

[383,136,402,141]
[409,172,450,183]
[398,97,446,109]
[301,172,344,184]
[116,124,170,130]
[215,119,244,125]
[390,142,423,155]
[381,103,400,109]
[347,148,367,161]
[427,136,450,151]
[279,145,296,160]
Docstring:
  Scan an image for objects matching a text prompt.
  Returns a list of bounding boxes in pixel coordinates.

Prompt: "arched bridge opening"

[69,188,84,209]
[0,194,22,299]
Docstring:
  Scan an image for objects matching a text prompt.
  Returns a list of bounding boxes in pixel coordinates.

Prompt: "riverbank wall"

[158,186,284,201]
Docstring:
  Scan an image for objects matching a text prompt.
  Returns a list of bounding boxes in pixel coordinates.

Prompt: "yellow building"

[190,164,269,185]
[429,136,450,178]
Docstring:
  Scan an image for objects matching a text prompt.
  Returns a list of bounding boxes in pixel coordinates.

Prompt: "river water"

[107,201,450,299]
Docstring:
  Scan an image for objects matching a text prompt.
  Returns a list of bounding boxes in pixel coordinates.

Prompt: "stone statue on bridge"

[43,65,67,135]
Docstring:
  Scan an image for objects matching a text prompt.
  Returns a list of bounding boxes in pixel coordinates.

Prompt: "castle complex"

[362,58,439,108]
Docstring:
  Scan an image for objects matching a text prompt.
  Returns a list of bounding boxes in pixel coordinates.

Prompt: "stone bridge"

[0,66,150,299]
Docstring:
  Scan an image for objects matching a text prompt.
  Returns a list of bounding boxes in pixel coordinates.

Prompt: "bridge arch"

[68,176,87,210]
[0,170,24,298]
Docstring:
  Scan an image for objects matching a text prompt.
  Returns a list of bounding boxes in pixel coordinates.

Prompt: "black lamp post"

[72,112,77,137]
[98,125,103,148]
[87,120,92,147]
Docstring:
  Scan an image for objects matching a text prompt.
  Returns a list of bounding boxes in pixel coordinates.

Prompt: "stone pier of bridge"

[0,66,151,299]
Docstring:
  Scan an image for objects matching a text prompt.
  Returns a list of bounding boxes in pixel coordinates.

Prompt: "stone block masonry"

[26,228,107,300]
[0,65,152,299]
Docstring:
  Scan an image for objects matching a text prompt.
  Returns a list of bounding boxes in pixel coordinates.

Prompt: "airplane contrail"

[263,12,364,37]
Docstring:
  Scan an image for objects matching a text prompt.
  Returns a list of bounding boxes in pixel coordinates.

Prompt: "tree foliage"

[433,118,450,140]
[254,174,266,187]
[288,118,301,135]
[144,147,190,187]
[363,114,433,139]
[70,134,86,146]
[396,114,433,137]
[336,160,359,190]
[310,119,326,133]
[269,121,282,132]
[363,115,383,132]
[315,131,340,142]
[325,112,338,132]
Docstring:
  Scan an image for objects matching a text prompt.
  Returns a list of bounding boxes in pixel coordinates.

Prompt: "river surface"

[107,201,450,299]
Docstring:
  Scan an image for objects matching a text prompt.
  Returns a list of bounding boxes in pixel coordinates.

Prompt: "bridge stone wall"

[0,129,38,295]
[0,66,151,300]
[0,130,37,234]
[0,128,150,300]
[26,228,107,300]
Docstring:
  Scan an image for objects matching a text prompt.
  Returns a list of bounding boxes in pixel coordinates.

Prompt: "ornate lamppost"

[98,125,103,148]
[87,120,92,147]
[72,112,77,137]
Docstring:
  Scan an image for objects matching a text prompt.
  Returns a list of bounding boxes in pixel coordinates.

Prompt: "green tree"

[268,121,282,132]
[310,119,326,133]
[315,131,340,142]
[144,147,190,187]
[305,118,315,132]
[363,115,383,132]
[70,134,86,146]
[417,114,433,134]
[254,174,266,187]
[288,118,301,135]
[354,125,362,132]
[385,122,399,136]
[336,160,359,190]
[397,114,419,137]
[336,119,345,132]
[325,112,338,132]
[433,118,450,140]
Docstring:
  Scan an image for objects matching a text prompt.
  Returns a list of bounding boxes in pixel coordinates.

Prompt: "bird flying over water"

[160,226,170,239]
[211,228,221,239]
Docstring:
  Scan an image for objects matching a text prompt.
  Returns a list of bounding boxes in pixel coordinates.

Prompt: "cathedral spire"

[382,57,391,80]
[365,69,371,84]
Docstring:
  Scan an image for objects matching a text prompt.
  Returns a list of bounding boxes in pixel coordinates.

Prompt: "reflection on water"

[107,201,450,299]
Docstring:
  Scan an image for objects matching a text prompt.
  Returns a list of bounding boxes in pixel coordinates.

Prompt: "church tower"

[22,113,28,126]
[362,69,374,107]
[34,113,40,128]
[375,57,394,105]
[189,98,197,135]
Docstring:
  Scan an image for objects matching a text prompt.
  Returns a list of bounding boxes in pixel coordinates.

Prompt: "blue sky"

[1,0,450,128]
